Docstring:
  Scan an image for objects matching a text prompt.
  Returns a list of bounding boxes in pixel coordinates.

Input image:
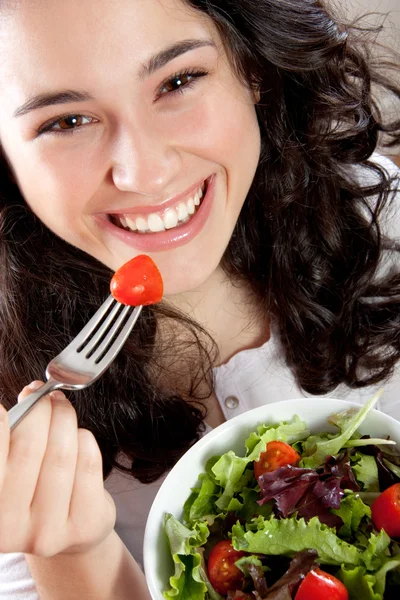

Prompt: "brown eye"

[162,73,194,93]
[57,115,85,129]
[156,69,208,99]
[38,114,96,135]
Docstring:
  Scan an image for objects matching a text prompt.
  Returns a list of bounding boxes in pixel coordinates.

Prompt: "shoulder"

[352,153,400,183]
[352,153,400,240]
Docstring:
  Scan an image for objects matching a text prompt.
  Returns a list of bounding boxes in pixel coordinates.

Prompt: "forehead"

[0,0,215,104]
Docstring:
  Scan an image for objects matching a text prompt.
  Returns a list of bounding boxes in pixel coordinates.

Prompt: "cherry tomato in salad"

[295,568,348,600]
[371,483,400,538]
[110,255,163,306]
[254,441,300,479]
[207,540,245,595]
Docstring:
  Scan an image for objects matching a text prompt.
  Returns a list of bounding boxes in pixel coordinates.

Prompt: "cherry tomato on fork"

[295,568,349,600]
[371,483,400,538]
[207,540,245,595]
[254,441,300,479]
[110,255,163,306]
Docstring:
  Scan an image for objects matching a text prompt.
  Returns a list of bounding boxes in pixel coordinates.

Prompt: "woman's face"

[0,0,260,295]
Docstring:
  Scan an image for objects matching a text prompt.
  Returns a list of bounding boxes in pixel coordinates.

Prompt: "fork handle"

[8,379,62,431]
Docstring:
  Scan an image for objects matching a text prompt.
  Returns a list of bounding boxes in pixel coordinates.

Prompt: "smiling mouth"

[109,179,209,234]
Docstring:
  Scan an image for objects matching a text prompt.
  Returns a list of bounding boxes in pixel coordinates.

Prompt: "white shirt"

[0,155,399,598]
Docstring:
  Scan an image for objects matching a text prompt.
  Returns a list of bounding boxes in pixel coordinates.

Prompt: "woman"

[0,0,399,597]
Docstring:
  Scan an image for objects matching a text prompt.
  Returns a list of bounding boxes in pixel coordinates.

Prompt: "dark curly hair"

[0,0,399,483]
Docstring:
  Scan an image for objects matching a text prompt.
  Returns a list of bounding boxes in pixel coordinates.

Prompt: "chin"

[161,267,216,298]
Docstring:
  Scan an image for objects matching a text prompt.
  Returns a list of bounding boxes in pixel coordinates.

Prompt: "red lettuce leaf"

[227,592,253,600]
[260,550,318,599]
[227,551,318,600]
[257,453,360,529]
[247,563,269,597]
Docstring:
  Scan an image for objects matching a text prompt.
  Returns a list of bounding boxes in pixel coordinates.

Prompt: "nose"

[110,121,182,196]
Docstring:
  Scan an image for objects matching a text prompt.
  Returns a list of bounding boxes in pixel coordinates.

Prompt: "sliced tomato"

[110,255,163,306]
[254,441,300,479]
[371,483,400,538]
[295,568,348,600]
[207,540,245,595]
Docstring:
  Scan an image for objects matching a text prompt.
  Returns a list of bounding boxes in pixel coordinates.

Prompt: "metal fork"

[8,296,142,431]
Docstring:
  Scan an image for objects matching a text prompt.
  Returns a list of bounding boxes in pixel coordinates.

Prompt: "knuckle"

[27,531,63,558]
[77,430,102,473]
[51,392,74,411]
[50,396,78,428]
[12,438,39,465]
[47,444,75,470]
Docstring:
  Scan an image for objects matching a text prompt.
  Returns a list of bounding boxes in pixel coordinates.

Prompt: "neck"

[165,266,270,365]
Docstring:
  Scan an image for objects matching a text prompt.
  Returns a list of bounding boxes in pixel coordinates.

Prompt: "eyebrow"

[14,90,94,118]
[138,38,215,79]
[14,38,215,118]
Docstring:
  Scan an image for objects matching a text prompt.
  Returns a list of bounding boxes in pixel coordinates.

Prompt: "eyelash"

[37,68,209,136]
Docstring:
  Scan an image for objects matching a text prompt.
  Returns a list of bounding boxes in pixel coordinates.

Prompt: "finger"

[18,381,46,403]
[0,404,10,490]
[2,382,52,510]
[68,429,116,551]
[30,391,78,542]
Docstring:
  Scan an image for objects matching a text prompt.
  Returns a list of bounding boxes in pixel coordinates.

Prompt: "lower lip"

[96,175,216,252]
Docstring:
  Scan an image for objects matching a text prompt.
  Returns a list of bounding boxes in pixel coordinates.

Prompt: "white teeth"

[148,213,165,232]
[136,216,148,232]
[177,202,189,221]
[125,216,137,230]
[164,208,178,229]
[114,182,207,233]
[187,197,195,215]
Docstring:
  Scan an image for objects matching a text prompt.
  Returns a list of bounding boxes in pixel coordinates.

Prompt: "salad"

[163,392,400,599]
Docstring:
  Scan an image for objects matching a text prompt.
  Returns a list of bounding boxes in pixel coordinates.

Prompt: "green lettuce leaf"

[383,458,400,479]
[163,514,210,600]
[235,554,266,576]
[186,474,220,523]
[197,548,223,600]
[337,565,381,600]
[301,390,382,469]
[237,487,274,522]
[338,555,400,600]
[331,493,371,538]
[352,453,380,492]
[374,556,400,597]
[244,416,310,459]
[362,530,391,571]
[213,416,309,510]
[231,514,390,568]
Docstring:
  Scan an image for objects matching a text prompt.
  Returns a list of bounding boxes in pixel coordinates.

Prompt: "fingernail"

[50,391,65,401]
[27,381,43,391]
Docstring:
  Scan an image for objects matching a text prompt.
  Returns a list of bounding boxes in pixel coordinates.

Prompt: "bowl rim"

[143,396,400,599]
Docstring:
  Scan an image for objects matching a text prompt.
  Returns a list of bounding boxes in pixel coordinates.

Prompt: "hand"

[0,381,116,557]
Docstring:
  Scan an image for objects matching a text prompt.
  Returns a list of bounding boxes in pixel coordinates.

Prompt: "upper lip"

[102,177,209,216]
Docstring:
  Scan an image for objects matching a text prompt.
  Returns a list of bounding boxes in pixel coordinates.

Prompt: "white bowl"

[143,397,400,600]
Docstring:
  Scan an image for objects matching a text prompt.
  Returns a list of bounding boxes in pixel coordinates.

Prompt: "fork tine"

[80,300,125,356]
[93,305,142,369]
[69,295,116,350]
[85,303,132,359]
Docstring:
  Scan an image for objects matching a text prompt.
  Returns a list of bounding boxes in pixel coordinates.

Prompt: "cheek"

[8,143,99,230]
[163,90,260,168]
